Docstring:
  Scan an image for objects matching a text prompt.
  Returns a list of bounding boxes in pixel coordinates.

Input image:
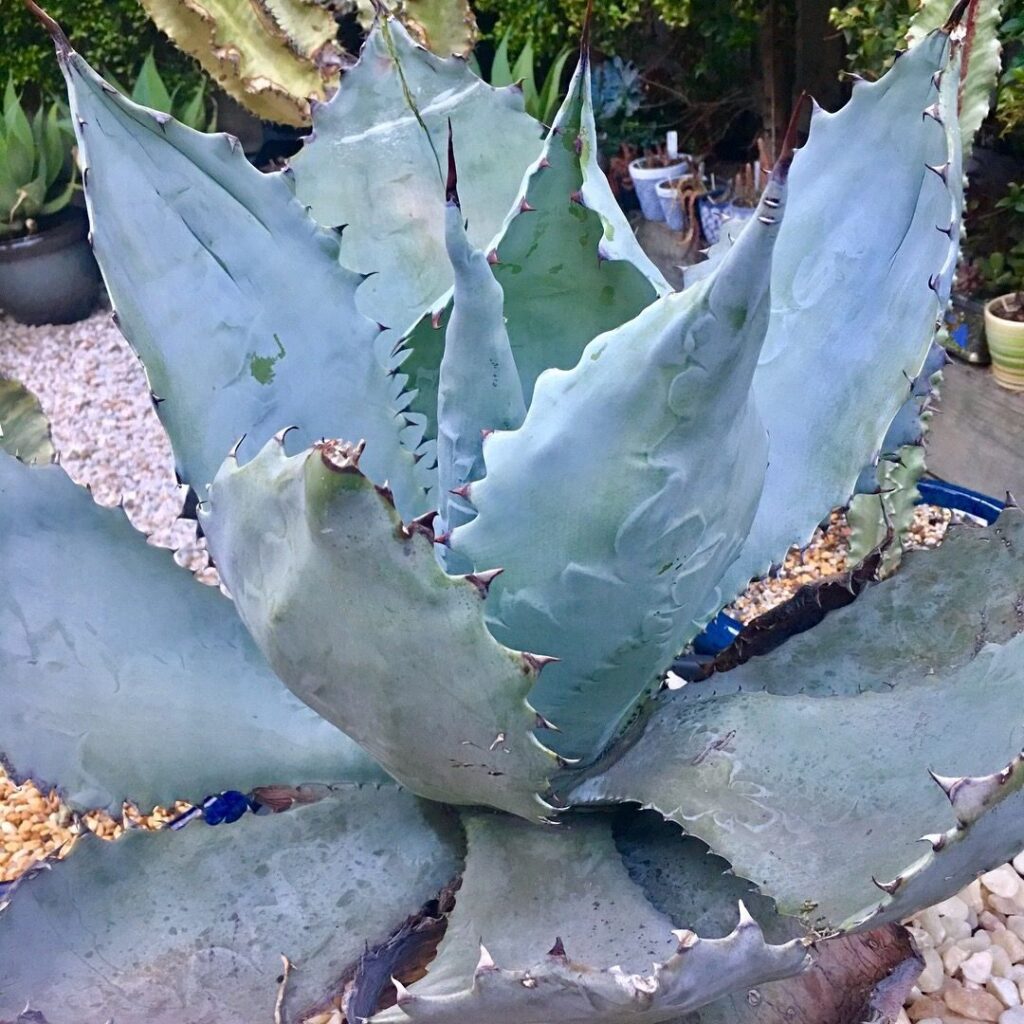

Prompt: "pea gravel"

[0,308,208,571]
[0,308,1018,1023]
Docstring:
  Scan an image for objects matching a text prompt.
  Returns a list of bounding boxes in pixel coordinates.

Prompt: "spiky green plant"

[136,0,479,126]
[487,31,573,124]
[106,51,217,133]
[2,3,1022,1022]
[137,0,344,126]
[0,78,76,237]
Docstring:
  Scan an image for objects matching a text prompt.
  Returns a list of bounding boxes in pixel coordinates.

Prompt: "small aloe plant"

[0,79,76,237]
[106,51,217,134]
[486,31,572,124]
[1,2,1022,1023]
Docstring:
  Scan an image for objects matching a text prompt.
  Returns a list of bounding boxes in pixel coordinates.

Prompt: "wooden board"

[926,360,1024,500]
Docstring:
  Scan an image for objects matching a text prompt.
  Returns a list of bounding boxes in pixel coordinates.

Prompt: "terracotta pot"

[0,206,102,325]
[984,293,1024,392]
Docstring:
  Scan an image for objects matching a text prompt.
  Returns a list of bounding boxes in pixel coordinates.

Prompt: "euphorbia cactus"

[137,0,479,127]
[2,2,1022,1023]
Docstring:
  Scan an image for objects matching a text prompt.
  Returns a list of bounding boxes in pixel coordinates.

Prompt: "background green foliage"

[476,0,764,157]
[1,0,203,101]
[475,0,692,58]
[830,0,1024,140]
[475,0,761,64]
[829,0,915,77]
[998,8,1024,136]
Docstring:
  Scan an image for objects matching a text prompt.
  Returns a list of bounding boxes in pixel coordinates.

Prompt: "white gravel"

[0,307,209,575]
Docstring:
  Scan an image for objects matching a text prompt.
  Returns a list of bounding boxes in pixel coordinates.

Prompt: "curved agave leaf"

[874,342,947,457]
[852,747,1024,930]
[137,0,343,126]
[0,790,462,1024]
[613,809,804,947]
[847,444,926,577]
[348,0,477,58]
[199,437,558,820]
[44,19,424,518]
[0,453,386,811]
[846,287,946,578]
[621,813,923,1024]
[451,172,788,764]
[434,156,526,548]
[371,811,808,1024]
[907,0,1003,153]
[395,50,667,467]
[683,925,923,1024]
[711,24,962,606]
[571,509,1024,932]
[290,18,543,353]
[0,377,54,464]
[678,503,1023,704]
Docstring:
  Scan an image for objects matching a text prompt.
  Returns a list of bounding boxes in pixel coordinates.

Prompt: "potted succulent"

[955,182,1024,380]
[0,80,100,324]
[984,289,1024,390]
[655,172,699,231]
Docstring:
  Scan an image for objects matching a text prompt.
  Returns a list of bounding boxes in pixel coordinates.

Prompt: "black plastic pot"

[0,206,102,325]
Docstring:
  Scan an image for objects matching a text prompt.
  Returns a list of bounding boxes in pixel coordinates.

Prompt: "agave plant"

[1,0,1022,1021]
[844,0,1005,573]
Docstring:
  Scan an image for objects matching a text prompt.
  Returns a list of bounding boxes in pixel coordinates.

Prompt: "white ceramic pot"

[629,157,690,221]
[655,177,689,231]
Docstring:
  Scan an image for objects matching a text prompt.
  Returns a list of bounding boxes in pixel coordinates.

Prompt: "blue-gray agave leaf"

[570,508,1024,932]
[435,145,526,551]
[289,17,544,352]
[0,453,386,811]
[199,437,558,821]
[451,170,789,764]
[371,811,808,1024]
[712,25,962,605]
[394,50,667,475]
[49,24,425,518]
[0,790,461,1024]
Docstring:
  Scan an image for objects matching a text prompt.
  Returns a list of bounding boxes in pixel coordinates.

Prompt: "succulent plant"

[485,31,572,124]
[137,0,345,126]
[0,378,54,464]
[0,78,76,237]
[106,50,217,133]
[137,0,479,127]
[364,0,480,59]
[2,2,1022,1023]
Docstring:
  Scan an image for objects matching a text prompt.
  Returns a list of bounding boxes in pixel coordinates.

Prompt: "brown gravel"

[729,505,955,624]
[0,771,190,883]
